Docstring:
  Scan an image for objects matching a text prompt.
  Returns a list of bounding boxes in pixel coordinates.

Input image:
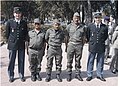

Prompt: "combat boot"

[36,73,42,81]
[75,74,83,81]
[56,74,62,82]
[67,74,72,82]
[31,72,36,82]
[45,74,51,82]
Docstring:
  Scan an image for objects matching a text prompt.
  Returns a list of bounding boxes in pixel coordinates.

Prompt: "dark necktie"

[97,24,99,29]
[16,20,20,25]
[16,21,20,28]
[16,21,19,25]
[96,24,100,32]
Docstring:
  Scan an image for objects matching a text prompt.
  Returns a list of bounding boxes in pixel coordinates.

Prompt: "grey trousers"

[46,45,63,75]
[66,43,83,75]
[28,48,44,73]
[110,48,118,71]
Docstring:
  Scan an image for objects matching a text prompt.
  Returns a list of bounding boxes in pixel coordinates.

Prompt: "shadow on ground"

[22,69,118,81]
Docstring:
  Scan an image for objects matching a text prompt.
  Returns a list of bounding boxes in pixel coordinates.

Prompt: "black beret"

[104,16,110,21]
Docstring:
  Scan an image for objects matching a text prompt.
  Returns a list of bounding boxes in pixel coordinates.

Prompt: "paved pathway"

[0,43,118,86]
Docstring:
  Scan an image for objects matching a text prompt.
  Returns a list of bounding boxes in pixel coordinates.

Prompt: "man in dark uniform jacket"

[5,7,28,82]
[86,12,108,81]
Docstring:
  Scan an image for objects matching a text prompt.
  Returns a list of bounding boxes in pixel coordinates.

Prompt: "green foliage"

[1,1,118,23]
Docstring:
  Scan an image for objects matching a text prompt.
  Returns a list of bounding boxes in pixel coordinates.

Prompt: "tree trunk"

[86,0,92,25]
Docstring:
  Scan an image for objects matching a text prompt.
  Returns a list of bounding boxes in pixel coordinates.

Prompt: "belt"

[49,44,61,47]
[69,42,81,45]
[30,47,41,51]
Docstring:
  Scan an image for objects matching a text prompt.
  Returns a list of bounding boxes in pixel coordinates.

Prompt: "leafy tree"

[1,0,118,24]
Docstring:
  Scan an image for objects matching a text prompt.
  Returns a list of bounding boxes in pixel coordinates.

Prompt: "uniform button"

[17,38,19,40]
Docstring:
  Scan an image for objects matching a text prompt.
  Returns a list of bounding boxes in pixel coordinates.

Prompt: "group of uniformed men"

[5,7,117,83]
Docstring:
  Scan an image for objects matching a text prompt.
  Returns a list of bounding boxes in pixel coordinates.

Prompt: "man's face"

[73,16,80,24]
[53,23,60,30]
[94,17,102,24]
[110,16,114,22]
[14,12,22,20]
[104,20,109,25]
[34,23,41,30]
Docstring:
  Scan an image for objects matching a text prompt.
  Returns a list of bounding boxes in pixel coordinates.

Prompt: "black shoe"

[86,77,92,81]
[20,77,25,82]
[111,69,117,74]
[107,56,111,58]
[45,74,51,82]
[31,74,36,82]
[36,73,42,81]
[67,74,72,82]
[9,77,14,83]
[56,74,62,82]
[75,74,83,81]
[97,76,106,81]
[112,70,116,74]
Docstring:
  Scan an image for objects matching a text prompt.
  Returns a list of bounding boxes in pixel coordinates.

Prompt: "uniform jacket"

[28,29,46,50]
[5,19,28,50]
[45,28,64,47]
[66,23,86,45]
[86,23,108,53]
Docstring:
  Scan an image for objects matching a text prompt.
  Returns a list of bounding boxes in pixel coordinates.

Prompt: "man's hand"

[25,41,29,55]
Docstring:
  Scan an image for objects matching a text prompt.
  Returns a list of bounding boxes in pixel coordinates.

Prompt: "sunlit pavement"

[0,43,118,86]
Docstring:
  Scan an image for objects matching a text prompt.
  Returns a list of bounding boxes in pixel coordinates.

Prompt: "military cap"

[13,7,22,13]
[94,12,102,18]
[34,18,41,24]
[53,19,60,24]
[73,12,80,17]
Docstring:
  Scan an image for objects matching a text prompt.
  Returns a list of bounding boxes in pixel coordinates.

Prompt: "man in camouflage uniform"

[45,19,64,82]
[65,12,86,82]
[27,18,46,81]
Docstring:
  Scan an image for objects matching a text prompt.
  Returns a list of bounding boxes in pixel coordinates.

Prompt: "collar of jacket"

[71,23,84,29]
[32,29,43,33]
